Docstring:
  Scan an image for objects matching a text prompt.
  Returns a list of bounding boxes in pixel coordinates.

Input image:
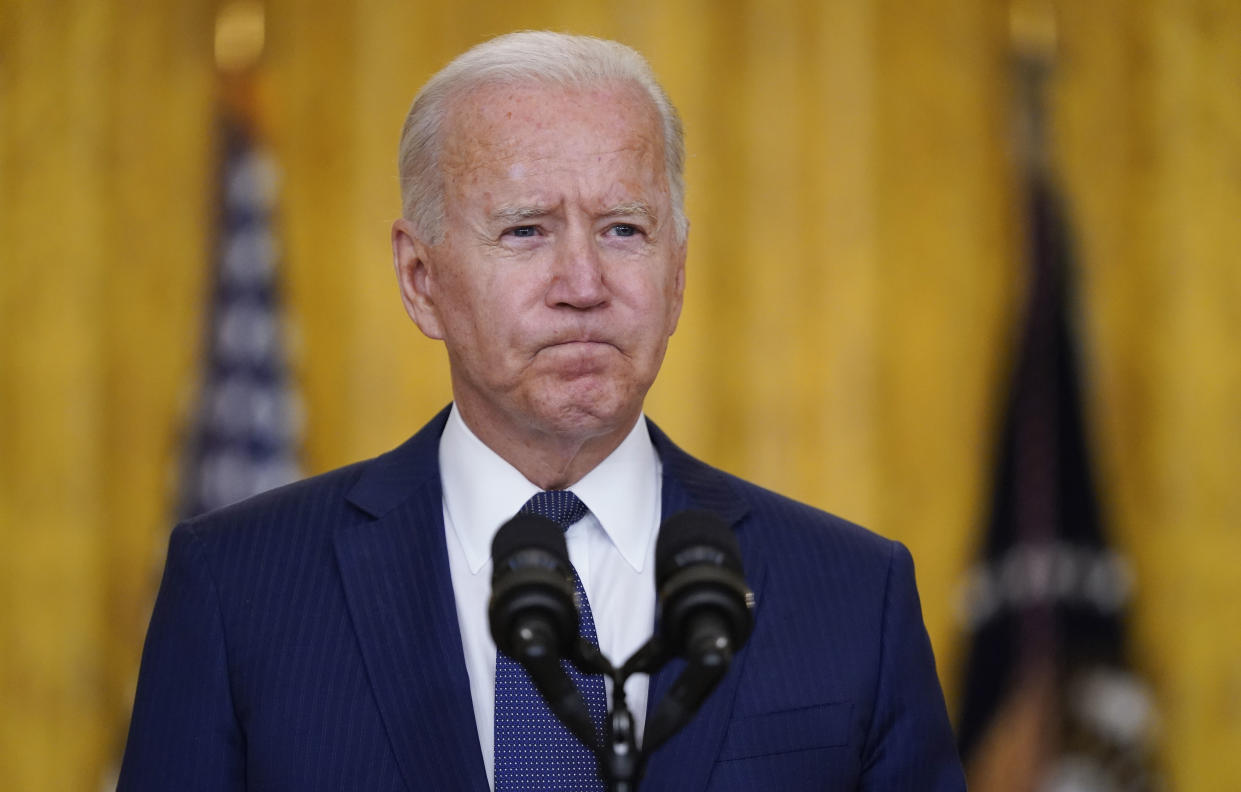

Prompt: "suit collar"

[343,405,451,519]
[646,418,750,527]
[335,405,489,792]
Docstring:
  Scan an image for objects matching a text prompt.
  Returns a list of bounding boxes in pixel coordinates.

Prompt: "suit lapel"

[334,408,489,792]
[641,421,768,792]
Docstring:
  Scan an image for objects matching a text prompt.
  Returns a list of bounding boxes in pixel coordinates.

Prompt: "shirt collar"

[439,404,660,574]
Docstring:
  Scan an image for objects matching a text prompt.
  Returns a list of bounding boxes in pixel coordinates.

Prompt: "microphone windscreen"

[491,512,570,571]
[655,510,742,587]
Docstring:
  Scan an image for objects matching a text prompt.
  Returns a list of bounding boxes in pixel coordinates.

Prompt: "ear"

[391,217,445,340]
[667,239,688,335]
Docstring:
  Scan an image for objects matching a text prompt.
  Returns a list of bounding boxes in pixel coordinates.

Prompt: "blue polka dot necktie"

[494,490,607,791]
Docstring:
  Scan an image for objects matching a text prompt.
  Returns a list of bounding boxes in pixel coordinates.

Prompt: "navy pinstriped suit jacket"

[119,407,965,790]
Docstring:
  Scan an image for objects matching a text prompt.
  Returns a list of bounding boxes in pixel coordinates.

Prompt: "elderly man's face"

[395,80,686,447]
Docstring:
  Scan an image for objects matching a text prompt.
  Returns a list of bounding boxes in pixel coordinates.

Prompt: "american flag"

[176,117,301,519]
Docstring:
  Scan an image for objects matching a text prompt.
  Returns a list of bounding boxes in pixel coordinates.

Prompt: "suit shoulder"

[670,453,903,585]
[724,470,896,555]
[650,421,899,567]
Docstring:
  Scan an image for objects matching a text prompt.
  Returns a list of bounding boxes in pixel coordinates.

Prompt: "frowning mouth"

[533,340,620,377]
[536,340,622,367]
[543,339,617,350]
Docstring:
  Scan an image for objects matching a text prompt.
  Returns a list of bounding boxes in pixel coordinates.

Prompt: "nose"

[547,223,609,309]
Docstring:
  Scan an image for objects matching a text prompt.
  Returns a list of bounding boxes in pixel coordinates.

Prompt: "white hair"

[397,31,686,244]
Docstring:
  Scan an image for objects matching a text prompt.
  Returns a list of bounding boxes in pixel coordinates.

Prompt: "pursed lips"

[541,331,617,347]
[545,339,615,350]
[537,337,622,358]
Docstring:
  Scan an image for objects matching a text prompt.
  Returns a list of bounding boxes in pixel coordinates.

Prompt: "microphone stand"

[573,637,676,792]
[573,640,638,791]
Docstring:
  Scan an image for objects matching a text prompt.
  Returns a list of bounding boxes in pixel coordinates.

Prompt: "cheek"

[438,267,503,333]
[635,275,681,332]
[450,288,535,365]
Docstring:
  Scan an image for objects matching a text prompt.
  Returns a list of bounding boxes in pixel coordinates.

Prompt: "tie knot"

[521,490,588,531]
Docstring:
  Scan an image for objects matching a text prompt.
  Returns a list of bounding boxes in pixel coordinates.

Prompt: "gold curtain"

[2,0,1238,788]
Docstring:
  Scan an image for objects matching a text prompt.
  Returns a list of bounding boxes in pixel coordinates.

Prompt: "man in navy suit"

[119,31,964,791]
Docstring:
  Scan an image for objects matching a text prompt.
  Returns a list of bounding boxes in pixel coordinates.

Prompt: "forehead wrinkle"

[442,142,660,215]
[496,142,658,175]
[475,148,664,213]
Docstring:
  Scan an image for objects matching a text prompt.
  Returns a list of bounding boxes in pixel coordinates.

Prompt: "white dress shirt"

[438,404,662,790]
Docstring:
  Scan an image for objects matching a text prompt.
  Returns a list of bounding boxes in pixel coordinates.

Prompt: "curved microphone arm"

[639,613,735,756]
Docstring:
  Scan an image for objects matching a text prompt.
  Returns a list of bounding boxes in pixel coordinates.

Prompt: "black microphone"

[644,510,754,752]
[655,510,754,662]
[488,512,598,749]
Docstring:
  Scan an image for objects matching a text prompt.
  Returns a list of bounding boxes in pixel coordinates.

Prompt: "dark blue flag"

[954,58,1162,788]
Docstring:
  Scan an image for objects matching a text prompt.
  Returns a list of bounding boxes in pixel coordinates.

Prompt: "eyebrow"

[488,201,660,227]
[600,202,657,223]
[490,206,552,224]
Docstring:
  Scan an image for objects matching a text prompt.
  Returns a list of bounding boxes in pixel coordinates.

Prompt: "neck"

[453,402,639,490]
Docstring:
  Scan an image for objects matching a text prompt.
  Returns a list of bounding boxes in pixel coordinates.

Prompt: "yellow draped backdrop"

[2,0,1239,788]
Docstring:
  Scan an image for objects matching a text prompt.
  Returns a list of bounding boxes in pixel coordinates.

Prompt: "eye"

[608,223,640,238]
[507,225,540,238]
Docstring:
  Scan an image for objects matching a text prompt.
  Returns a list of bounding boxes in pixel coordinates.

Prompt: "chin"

[530,382,642,439]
